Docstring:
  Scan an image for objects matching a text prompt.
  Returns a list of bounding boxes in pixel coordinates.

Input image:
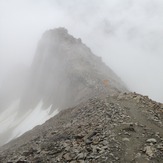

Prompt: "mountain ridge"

[0,27,127,146]
[0,28,162,162]
[0,92,163,163]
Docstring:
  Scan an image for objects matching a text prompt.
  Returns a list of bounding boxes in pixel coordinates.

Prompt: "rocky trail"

[0,92,163,163]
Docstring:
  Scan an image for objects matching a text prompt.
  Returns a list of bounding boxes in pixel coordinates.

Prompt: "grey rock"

[77,153,85,159]
[146,138,157,143]
[144,146,155,157]
[122,138,130,142]
[63,153,72,161]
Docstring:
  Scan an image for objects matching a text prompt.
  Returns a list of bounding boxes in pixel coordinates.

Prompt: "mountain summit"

[0,27,127,145]
[20,27,127,113]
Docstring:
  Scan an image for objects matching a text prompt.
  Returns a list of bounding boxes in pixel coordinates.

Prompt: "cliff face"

[20,27,127,113]
[0,27,127,146]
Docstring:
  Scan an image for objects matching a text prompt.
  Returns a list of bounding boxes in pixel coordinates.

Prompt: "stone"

[101,146,108,150]
[70,161,76,163]
[134,96,142,103]
[77,153,86,159]
[65,146,71,151]
[102,140,108,146]
[144,146,154,157]
[122,138,130,142]
[63,153,72,161]
[135,152,141,159]
[85,139,92,145]
[79,160,85,163]
[91,145,97,153]
[157,144,163,151]
[146,138,157,144]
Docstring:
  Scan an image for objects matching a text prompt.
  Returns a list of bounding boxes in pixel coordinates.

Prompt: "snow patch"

[0,99,59,145]
[12,101,58,139]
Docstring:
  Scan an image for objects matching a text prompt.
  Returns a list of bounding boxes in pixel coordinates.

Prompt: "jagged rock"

[134,96,142,103]
[144,146,155,157]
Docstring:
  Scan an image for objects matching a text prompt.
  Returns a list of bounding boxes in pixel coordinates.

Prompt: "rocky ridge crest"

[0,93,163,163]
[19,27,127,113]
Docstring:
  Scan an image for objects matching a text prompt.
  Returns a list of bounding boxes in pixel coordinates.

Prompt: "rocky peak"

[0,27,128,146]
[22,27,127,112]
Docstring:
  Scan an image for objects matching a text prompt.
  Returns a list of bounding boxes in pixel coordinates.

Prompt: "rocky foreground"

[0,92,163,163]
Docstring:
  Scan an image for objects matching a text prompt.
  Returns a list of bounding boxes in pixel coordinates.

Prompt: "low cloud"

[0,0,163,102]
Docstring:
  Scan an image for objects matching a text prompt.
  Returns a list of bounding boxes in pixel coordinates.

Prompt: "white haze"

[0,99,58,145]
[0,0,163,103]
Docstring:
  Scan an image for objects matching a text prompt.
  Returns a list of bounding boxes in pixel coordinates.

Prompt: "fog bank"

[0,0,163,102]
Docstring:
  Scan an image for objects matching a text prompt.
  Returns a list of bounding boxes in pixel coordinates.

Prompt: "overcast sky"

[0,0,163,102]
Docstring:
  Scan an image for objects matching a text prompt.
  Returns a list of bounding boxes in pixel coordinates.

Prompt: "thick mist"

[0,0,163,102]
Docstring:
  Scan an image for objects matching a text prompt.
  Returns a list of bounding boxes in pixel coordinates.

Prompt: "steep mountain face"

[0,27,127,146]
[19,27,127,114]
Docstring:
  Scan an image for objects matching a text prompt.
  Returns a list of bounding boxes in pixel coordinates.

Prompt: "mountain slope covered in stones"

[0,28,163,163]
[0,27,127,146]
[0,93,163,163]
